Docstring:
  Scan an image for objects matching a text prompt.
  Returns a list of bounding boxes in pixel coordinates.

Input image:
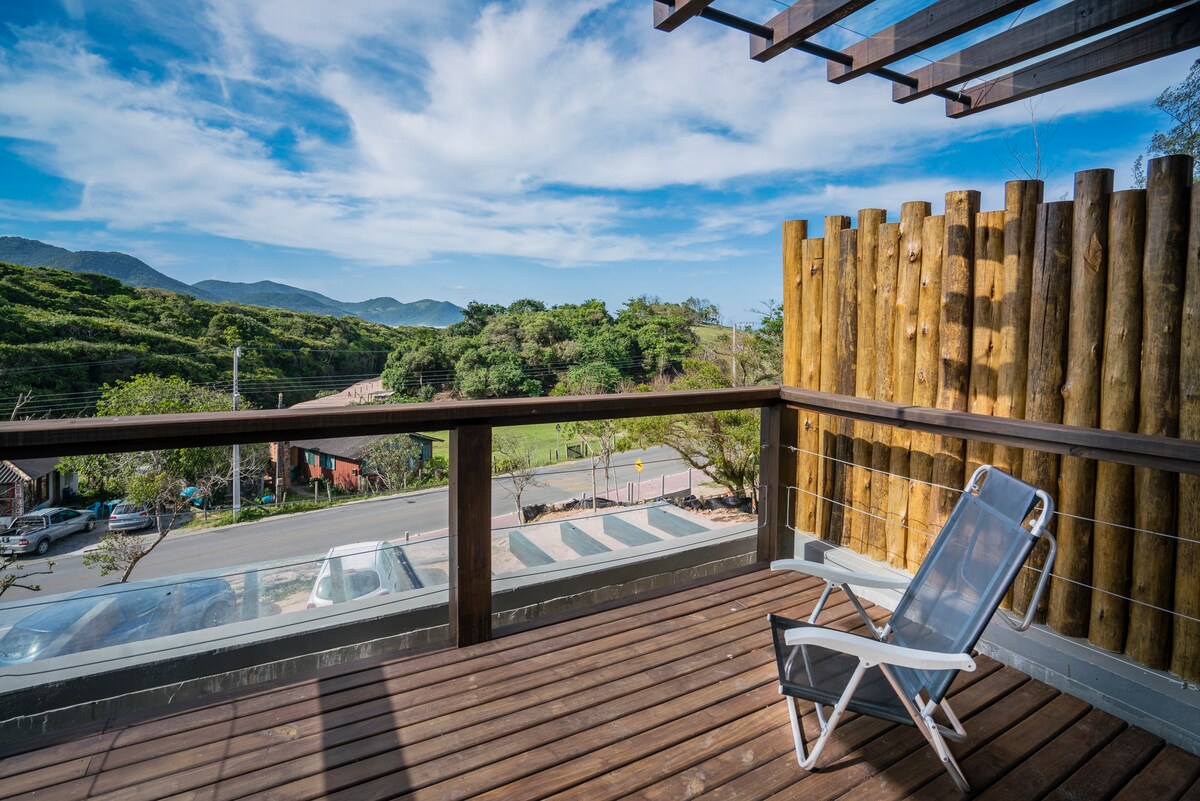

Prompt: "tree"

[63,374,265,582]
[362,435,423,491]
[494,432,544,523]
[0,553,53,598]
[565,418,626,510]
[625,357,762,506]
[1133,59,1200,186]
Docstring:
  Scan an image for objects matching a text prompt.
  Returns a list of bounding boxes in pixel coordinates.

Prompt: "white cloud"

[0,0,1185,276]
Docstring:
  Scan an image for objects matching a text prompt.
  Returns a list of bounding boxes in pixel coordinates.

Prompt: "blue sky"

[0,1,1192,321]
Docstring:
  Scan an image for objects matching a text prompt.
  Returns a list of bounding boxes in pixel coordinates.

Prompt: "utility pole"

[232,346,241,515]
[274,392,283,507]
[730,321,737,386]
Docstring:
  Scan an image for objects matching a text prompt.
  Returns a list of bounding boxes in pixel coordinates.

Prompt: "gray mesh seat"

[768,465,1056,793]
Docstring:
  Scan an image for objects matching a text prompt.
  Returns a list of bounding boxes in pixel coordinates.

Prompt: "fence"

[780,154,1198,680]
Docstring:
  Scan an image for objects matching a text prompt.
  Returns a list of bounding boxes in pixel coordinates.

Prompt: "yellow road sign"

[635,458,644,473]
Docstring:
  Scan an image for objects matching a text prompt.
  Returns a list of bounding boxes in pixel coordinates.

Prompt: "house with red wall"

[284,434,440,493]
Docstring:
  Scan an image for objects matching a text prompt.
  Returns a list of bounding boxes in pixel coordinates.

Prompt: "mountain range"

[0,236,463,327]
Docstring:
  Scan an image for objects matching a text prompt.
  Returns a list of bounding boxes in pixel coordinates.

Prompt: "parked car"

[0,507,96,556]
[306,541,413,608]
[0,576,237,665]
[107,500,155,533]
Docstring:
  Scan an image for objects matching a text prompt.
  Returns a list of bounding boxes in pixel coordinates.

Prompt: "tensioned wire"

[784,442,1193,545]
[774,482,1200,625]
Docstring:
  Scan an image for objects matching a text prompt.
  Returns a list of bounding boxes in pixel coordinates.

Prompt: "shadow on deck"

[2,567,1198,800]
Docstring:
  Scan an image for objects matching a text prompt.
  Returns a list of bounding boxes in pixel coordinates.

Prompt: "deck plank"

[20,580,829,801]
[0,567,791,772]
[0,567,1194,801]
[0,569,797,785]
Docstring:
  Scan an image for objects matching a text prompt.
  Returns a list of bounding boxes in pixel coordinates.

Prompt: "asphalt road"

[2,447,696,602]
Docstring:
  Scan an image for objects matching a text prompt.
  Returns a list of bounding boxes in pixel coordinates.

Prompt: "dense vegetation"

[0,262,413,416]
[380,296,718,399]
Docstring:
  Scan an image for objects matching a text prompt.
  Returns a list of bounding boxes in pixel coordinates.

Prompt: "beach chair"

[768,465,1056,792]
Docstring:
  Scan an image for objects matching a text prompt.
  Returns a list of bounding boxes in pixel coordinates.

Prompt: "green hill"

[192,280,463,327]
[0,236,214,300]
[0,262,415,417]
[0,237,464,328]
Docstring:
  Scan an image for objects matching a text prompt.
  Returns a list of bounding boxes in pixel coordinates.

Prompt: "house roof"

[0,457,61,484]
[290,378,393,409]
[290,433,441,461]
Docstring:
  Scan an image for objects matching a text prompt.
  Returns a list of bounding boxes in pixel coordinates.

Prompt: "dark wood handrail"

[780,386,1200,476]
[0,387,779,459]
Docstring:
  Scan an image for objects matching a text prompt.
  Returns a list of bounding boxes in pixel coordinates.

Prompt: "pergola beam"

[828,0,1036,84]
[750,0,874,63]
[894,0,1180,103]
[652,0,718,33]
[947,5,1200,117]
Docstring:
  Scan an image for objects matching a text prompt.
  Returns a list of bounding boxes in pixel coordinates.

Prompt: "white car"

[306,541,413,608]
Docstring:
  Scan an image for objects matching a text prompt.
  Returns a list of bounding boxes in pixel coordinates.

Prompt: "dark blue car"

[0,577,237,665]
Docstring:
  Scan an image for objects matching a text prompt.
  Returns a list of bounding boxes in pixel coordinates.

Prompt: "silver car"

[108,501,155,533]
[1,507,96,556]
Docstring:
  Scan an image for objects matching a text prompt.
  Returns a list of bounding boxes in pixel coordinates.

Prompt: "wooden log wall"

[780,155,1197,679]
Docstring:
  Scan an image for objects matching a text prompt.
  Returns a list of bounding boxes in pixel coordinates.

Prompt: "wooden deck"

[2,567,1199,800]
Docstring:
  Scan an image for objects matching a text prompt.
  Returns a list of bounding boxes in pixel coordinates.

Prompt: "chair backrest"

[887,466,1048,703]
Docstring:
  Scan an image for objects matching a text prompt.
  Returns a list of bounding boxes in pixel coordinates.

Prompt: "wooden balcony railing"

[2,386,1197,650]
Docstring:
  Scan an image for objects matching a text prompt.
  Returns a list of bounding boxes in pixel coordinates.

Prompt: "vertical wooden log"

[907,215,945,570]
[1049,168,1113,637]
[449,423,493,646]
[850,210,885,554]
[818,216,851,540]
[869,221,901,561]
[797,238,825,535]
[965,210,1004,475]
[1089,189,1145,653]
[781,220,807,386]
[993,180,1044,477]
[782,220,807,537]
[886,201,931,568]
[1128,155,1192,670]
[1173,183,1200,681]
[1014,201,1073,618]
[931,190,980,529]
[829,228,859,545]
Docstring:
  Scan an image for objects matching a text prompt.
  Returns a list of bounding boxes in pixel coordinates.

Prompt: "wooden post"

[1014,201,1073,618]
[851,210,885,555]
[759,403,798,562]
[781,220,807,387]
[886,201,930,568]
[993,180,1044,477]
[830,228,859,545]
[965,210,1004,475]
[906,215,945,570]
[1128,155,1192,670]
[931,190,980,530]
[869,221,901,561]
[1173,183,1200,682]
[782,219,807,537]
[818,216,851,541]
[1048,168,1113,637]
[1089,189,1145,653]
[797,238,824,535]
[449,423,493,646]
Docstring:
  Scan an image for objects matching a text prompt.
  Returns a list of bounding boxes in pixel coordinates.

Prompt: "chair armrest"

[782,627,977,672]
[771,559,911,591]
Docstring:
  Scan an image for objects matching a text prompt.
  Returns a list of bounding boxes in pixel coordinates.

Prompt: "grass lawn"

[421,421,588,467]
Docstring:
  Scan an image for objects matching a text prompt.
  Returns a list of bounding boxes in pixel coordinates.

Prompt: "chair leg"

[786,695,809,767]
[917,714,971,793]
